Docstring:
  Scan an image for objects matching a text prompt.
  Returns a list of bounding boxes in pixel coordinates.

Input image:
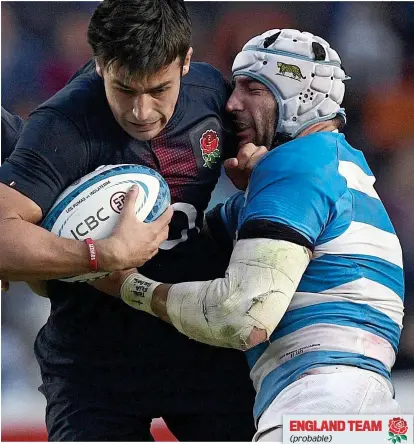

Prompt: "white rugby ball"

[41,164,170,282]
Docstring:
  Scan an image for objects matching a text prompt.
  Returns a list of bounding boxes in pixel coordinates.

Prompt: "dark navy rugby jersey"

[1,107,24,163]
[0,61,253,403]
[0,60,237,282]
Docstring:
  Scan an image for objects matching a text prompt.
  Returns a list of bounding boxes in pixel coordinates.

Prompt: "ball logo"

[69,208,110,240]
[388,417,408,443]
[200,129,220,168]
[110,191,126,213]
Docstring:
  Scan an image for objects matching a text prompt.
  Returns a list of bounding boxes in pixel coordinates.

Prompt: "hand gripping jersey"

[0,61,254,413]
[216,132,404,421]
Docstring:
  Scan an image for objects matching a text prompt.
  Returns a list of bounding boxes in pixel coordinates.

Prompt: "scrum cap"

[232,29,350,141]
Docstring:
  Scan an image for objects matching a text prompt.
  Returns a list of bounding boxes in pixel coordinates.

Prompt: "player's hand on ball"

[224,143,268,190]
[103,185,173,270]
[89,269,136,297]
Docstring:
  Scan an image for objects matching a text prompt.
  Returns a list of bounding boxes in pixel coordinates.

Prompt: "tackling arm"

[120,237,311,350]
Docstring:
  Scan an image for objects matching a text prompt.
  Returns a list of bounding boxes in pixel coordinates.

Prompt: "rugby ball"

[41,164,170,282]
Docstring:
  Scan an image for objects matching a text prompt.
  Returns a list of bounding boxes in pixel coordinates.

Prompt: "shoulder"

[250,132,347,200]
[34,64,107,125]
[182,62,231,99]
[262,132,342,174]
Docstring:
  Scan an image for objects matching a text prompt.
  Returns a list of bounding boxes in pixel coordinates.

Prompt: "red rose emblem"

[200,130,219,155]
[389,417,408,436]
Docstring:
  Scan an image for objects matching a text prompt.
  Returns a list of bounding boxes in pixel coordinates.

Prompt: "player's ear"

[181,47,193,77]
[95,60,102,77]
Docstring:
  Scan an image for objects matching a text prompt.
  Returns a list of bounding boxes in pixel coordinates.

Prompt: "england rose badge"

[200,129,220,168]
[388,417,408,443]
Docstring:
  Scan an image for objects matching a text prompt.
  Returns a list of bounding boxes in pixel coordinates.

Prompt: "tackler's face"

[226,76,278,149]
[98,50,192,141]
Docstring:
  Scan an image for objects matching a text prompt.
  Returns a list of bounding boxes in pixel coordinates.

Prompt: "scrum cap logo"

[276,62,306,81]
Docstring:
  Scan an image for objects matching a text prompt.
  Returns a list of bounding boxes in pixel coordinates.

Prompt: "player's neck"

[297,120,339,138]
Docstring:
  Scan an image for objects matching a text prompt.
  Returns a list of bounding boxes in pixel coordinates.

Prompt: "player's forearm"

[122,270,277,350]
[151,284,173,323]
[0,219,119,281]
[120,239,311,350]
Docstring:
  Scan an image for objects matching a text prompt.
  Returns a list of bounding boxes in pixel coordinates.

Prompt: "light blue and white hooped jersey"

[221,132,404,421]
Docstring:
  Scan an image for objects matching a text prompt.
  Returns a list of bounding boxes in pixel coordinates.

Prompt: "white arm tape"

[166,238,311,350]
[120,273,161,317]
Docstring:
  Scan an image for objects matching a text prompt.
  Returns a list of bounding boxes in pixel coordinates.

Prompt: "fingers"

[153,205,173,228]
[237,143,268,172]
[155,225,170,244]
[224,144,268,190]
[236,143,260,169]
[223,158,239,170]
[152,223,170,252]
[147,223,170,261]
[119,185,139,219]
[244,146,268,174]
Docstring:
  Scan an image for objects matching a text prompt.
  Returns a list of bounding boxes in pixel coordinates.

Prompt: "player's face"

[226,76,277,149]
[98,49,192,141]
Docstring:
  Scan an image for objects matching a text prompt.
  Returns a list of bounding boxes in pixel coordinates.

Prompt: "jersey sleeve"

[205,191,245,247]
[238,136,346,248]
[0,108,89,216]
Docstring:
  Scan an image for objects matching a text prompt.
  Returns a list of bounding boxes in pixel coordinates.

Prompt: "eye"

[116,86,134,95]
[247,82,266,94]
[248,88,265,95]
[151,88,168,97]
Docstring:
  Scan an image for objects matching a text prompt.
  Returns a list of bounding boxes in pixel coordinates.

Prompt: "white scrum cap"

[232,29,350,140]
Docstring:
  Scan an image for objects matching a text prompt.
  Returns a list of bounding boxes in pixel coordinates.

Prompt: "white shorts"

[253,366,400,442]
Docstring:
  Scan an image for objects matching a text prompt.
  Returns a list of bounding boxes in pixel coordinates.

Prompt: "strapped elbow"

[167,239,311,351]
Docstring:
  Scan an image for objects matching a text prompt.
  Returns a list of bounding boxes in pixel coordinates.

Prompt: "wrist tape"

[120,272,161,317]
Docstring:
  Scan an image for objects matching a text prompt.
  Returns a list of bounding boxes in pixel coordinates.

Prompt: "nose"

[133,94,152,122]
[226,89,244,113]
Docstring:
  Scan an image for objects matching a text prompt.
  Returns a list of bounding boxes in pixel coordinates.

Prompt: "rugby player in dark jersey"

[0,0,256,441]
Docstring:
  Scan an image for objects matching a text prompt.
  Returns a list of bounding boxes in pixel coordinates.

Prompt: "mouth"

[233,121,250,131]
[235,127,252,138]
[128,120,160,131]
[235,129,254,147]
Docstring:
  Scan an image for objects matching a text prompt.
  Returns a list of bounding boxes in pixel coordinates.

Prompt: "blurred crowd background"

[2,0,414,438]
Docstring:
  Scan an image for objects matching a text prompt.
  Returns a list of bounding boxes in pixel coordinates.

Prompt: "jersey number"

[160,203,200,250]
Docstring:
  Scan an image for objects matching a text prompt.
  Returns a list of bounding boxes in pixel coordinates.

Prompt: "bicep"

[0,109,89,216]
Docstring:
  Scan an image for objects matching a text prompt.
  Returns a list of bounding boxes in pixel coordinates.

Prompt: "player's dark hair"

[87,0,192,81]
